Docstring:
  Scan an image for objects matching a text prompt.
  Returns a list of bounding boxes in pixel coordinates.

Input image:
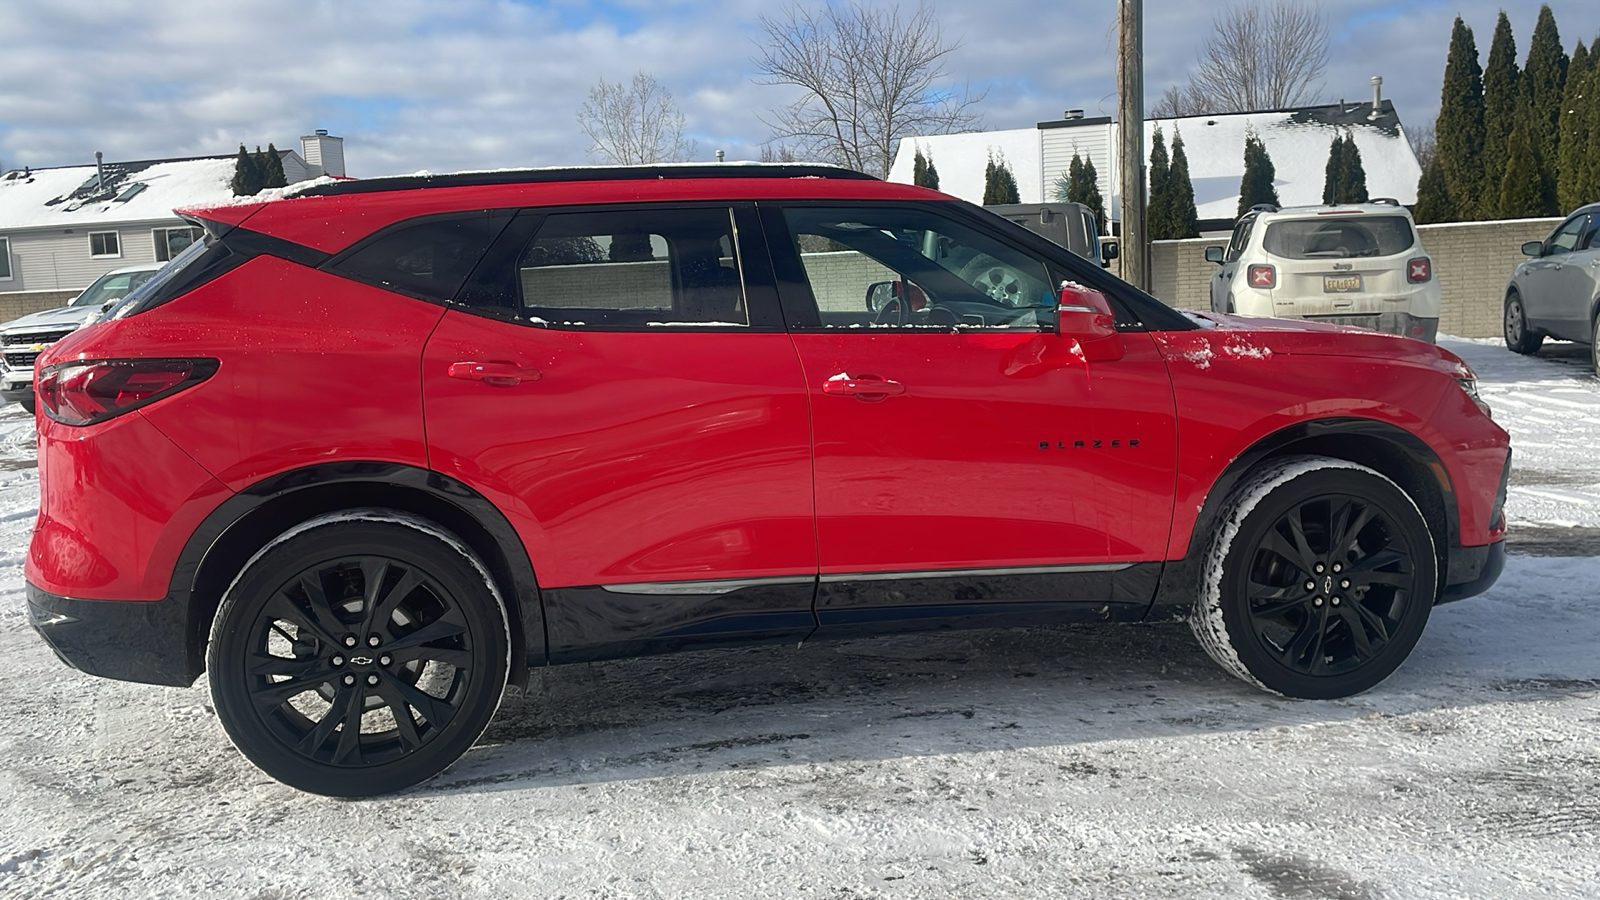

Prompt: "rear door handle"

[821,374,906,399]
[447,361,542,387]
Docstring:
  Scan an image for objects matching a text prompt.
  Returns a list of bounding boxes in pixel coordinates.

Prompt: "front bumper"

[1439,539,1505,603]
[26,583,201,687]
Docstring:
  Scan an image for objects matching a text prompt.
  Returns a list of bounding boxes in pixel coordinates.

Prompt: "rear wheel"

[1191,457,1436,699]
[1591,314,1600,374]
[1504,290,1543,354]
[208,511,510,796]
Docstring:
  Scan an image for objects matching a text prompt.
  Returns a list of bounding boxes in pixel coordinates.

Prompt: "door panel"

[1523,215,1586,329]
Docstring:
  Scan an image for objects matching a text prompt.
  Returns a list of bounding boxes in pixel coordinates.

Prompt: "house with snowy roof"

[0,131,344,305]
[890,79,1422,235]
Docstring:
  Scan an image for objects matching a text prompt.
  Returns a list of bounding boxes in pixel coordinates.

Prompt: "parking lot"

[1,337,1597,899]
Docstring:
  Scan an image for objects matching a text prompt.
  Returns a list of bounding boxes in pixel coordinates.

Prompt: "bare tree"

[754,1,982,178]
[1406,121,1436,171]
[1160,1,1328,115]
[577,72,697,164]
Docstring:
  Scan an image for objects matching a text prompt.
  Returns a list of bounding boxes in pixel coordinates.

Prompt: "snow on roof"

[889,101,1422,221]
[889,128,1042,206]
[1151,102,1421,222]
[0,156,240,232]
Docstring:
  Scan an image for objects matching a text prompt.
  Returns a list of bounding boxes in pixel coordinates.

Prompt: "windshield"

[1262,215,1416,259]
[72,269,158,307]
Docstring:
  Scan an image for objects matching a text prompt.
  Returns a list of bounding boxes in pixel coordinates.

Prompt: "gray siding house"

[0,132,345,315]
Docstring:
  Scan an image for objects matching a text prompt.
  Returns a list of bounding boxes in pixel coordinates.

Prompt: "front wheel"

[208,511,510,796]
[1504,291,1543,354]
[1591,314,1600,375]
[1191,457,1437,699]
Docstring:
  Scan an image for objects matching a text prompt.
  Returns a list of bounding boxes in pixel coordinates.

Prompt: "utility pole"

[1117,0,1147,291]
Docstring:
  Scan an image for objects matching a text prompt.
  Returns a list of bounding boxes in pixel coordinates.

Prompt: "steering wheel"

[957,254,1030,306]
[873,295,907,326]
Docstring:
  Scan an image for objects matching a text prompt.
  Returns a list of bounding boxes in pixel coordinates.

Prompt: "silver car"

[1504,202,1600,369]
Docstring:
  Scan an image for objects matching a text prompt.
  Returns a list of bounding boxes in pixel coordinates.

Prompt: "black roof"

[291,164,878,198]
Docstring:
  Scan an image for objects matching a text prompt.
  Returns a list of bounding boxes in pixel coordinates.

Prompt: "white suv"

[1204,202,1440,342]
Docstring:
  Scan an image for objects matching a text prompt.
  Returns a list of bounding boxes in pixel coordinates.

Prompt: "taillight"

[37,358,218,426]
[1407,257,1432,283]
[1247,264,1276,289]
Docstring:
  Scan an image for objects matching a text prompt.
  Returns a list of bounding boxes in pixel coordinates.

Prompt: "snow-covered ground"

[2,338,1598,899]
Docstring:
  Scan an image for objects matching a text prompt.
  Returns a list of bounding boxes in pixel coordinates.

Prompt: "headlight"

[1456,376,1492,419]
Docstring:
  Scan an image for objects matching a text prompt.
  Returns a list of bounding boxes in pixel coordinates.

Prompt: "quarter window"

[329,213,509,302]
[514,208,749,328]
[781,206,1056,331]
[89,231,120,258]
[153,226,203,262]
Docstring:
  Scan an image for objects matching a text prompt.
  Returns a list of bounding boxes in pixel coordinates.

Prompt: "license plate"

[1324,274,1363,293]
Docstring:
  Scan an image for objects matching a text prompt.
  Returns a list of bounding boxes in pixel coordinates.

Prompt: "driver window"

[1550,215,1587,254]
[782,206,1056,331]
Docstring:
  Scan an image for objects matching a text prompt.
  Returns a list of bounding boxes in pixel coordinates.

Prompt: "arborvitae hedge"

[259,144,287,190]
[1078,155,1106,232]
[983,154,1019,205]
[1147,127,1173,239]
[1480,11,1521,219]
[1237,130,1280,216]
[1414,155,1452,225]
[1522,5,1569,215]
[231,144,263,196]
[1434,17,1485,223]
[1558,41,1591,211]
[1499,121,1549,217]
[1167,130,1199,239]
[912,146,941,190]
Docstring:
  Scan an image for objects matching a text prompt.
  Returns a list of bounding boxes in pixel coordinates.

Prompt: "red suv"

[25,165,1510,796]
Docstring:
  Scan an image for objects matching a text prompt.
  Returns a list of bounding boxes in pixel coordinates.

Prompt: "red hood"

[1178,310,1472,375]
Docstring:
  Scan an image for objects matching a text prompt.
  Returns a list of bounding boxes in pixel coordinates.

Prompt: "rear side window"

[515,208,749,328]
[330,213,509,302]
[1262,216,1416,259]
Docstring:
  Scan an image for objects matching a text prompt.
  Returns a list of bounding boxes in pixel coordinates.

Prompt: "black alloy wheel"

[209,514,509,796]
[1194,458,1436,699]
[1504,291,1543,354]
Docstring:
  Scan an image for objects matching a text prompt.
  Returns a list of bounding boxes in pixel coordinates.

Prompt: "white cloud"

[0,0,1592,177]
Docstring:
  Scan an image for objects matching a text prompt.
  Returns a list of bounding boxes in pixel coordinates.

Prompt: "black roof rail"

[290,164,878,198]
[1370,197,1400,206]
[1248,203,1279,213]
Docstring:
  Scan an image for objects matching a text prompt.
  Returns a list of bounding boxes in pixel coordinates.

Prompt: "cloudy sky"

[0,0,1591,177]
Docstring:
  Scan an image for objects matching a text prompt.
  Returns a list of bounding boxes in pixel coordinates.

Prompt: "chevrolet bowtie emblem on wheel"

[351,656,373,665]
[1323,577,1335,594]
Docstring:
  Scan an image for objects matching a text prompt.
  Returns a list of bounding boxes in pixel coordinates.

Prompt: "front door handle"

[821,374,906,399]
[447,361,542,387]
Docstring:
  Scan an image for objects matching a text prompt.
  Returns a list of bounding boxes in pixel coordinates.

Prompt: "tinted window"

[1262,216,1415,259]
[332,214,508,302]
[1548,215,1587,254]
[782,206,1056,331]
[515,208,749,328]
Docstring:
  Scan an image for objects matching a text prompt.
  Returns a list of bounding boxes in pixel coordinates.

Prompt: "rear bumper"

[26,582,200,687]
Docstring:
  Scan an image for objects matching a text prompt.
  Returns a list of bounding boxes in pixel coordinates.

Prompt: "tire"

[208,510,510,796]
[19,394,34,415]
[1190,456,1437,699]
[1591,314,1600,375]
[1504,290,1543,354]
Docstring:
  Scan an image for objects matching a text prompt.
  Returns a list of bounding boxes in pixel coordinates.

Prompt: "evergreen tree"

[1053,154,1081,202]
[260,142,287,189]
[1435,17,1484,222]
[1499,121,1549,216]
[1147,126,1173,239]
[1522,4,1569,215]
[912,146,928,187]
[1414,155,1452,225]
[1168,129,1199,239]
[1322,133,1345,205]
[1079,156,1106,232]
[982,153,1019,205]
[1558,41,1591,210]
[1237,129,1280,216]
[1581,36,1600,205]
[231,144,263,196]
[924,155,939,191]
[1480,11,1521,218]
[1338,132,1368,204]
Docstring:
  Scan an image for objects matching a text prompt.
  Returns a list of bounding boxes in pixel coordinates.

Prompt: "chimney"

[95,151,104,191]
[716,149,725,163]
[1063,109,1085,120]
[301,129,346,178]
[1369,75,1384,120]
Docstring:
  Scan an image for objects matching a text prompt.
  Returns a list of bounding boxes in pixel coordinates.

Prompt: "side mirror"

[865,281,894,312]
[99,296,123,312]
[1100,241,1119,261]
[865,280,926,313]
[1204,246,1225,264]
[1521,240,1545,258]
[1058,282,1124,361]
